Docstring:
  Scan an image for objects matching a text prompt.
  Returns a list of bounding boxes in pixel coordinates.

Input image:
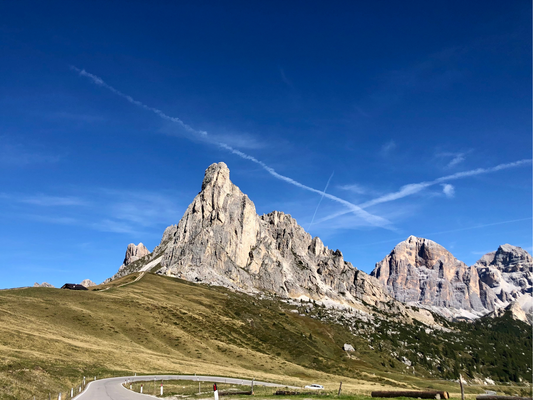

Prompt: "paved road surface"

[75,375,297,400]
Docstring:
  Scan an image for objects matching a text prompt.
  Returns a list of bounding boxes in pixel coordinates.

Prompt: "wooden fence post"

[338,382,342,396]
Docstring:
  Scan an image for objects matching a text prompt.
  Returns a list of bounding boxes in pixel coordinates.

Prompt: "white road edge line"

[72,379,95,400]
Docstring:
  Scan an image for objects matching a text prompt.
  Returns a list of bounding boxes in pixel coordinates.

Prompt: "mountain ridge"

[107,162,532,324]
[370,236,532,323]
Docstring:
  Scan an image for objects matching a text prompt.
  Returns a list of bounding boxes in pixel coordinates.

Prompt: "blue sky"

[1,1,531,289]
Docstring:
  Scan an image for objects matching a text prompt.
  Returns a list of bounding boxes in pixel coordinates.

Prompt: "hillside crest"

[109,162,532,323]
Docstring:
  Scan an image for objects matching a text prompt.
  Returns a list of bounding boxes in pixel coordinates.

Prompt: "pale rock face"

[152,162,391,309]
[123,243,150,266]
[474,244,532,317]
[371,237,532,321]
[80,279,96,288]
[371,236,490,312]
[33,282,54,288]
[343,343,355,352]
[487,298,533,324]
[106,162,530,324]
[104,242,153,283]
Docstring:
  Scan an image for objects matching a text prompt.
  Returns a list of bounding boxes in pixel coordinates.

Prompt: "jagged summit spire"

[201,162,231,191]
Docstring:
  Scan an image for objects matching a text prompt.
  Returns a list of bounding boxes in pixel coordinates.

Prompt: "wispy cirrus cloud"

[442,184,455,198]
[338,183,369,195]
[279,67,295,89]
[349,217,533,249]
[437,150,472,168]
[99,189,184,228]
[1,193,87,206]
[0,137,61,166]
[73,67,392,229]
[447,153,466,168]
[380,140,396,157]
[316,159,532,224]
[21,214,79,225]
[159,123,267,150]
[21,195,88,206]
[1,188,185,236]
[360,159,531,209]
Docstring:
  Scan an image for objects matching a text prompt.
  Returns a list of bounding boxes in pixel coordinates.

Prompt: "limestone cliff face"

[33,282,54,288]
[123,243,150,266]
[154,162,390,307]
[474,244,532,322]
[106,162,530,323]
[80,279,96,288]
[475,244,532,300]
[371,236,495,313]
[104,242,153,283]
[371,237,532,320]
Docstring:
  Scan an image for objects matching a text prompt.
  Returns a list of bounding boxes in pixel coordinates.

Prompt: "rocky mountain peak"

[372,237,532,321]
[106,162,531,325]
[123,243,150,266]
[474,244,532,308]
[371,236,488,313]
[80,279,96,288]
[115,162,393,314]
[33,282,54,288]
[476,244,533,271]
[383,235,462,274]
[201,162,231,192]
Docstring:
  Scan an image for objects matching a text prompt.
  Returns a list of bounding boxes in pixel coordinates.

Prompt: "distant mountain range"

[107,162,532,324]
[372,236,532,322]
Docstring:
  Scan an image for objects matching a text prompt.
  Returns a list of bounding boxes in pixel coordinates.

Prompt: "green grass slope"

[0,273,530,400]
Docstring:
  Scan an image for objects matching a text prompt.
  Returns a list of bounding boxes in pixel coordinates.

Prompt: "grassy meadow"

[0,273,530,400]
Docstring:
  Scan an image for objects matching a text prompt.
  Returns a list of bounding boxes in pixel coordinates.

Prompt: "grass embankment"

[0,273,530,399]
[125,379,530,400]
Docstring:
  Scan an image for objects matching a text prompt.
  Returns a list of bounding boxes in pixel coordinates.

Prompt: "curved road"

[75,375,297,400]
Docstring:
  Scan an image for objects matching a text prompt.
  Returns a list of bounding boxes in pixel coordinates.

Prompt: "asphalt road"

[74,375,297,400]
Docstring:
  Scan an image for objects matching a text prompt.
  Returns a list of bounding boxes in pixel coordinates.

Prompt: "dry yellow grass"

[0,274,528,400]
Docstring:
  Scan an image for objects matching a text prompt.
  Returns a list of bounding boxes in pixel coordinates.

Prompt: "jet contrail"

[217,144,390,227]
[307,172,334,231]
[316,159,532,224]
[71,66,206,137]
[361,159,532,209]
[73,67,391,229]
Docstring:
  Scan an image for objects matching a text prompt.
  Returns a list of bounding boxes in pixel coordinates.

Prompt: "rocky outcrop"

[343,343,355,352]
[80,279,96,288]
[485,294,533,324]
[132,162,392,310]
[123,243,150,266]
[371,236,493,313]
[104,242,153,283]
[371,237,532,321]
[106,162,530,324]
[474,244,532,302]
[474,244,532,320]
[33,282,54,288]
